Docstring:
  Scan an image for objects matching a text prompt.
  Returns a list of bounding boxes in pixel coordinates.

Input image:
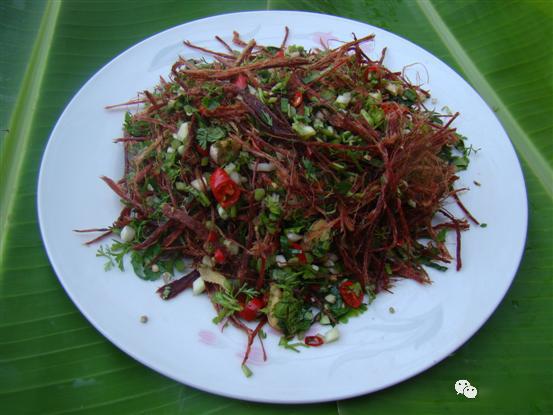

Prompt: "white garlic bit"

[192,277,206,295]
[275,255,287,267]
[286,232,303,242]
[190,176,209,193]
[250,162,276,172]
[175,122,190,141]
[324,327,340,343]
[120,225,136,242]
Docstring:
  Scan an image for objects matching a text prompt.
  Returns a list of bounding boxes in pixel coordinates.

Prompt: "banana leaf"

[0,1,551,414]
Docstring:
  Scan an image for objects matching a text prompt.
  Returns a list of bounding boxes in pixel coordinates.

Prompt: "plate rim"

[37,9,529,404]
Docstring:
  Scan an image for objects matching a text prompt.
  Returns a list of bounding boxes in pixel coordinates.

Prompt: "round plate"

[37,11,527,403]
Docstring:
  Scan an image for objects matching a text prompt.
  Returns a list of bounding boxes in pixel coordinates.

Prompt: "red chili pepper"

[210,167,241,208]
[304,335,325,347]
[238,297,266,321]
[213,248,226,264]
[339,280,364,308]
[290,242,307,264]
[291,91,303,107]
[207,231,218,243]
[364,64,382,81]
[234,74,248,90]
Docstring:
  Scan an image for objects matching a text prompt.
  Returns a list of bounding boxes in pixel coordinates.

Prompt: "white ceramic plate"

[38,11,527,403]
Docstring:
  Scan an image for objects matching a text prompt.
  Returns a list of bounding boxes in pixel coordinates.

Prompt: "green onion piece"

[254,188,266,201]
[403,89,418,102]
[280,98,290,113]
[241,364,253,378]
[360,109,372,126]
[330,162,346,171]
[292,122,316,139]
[181,184,211,207]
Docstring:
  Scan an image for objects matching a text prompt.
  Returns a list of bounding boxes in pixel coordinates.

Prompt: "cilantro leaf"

[96,240,131,271]
[260,110,273,126]
[302,158,319,182]
[130,244,163,280]
[201,96,220,110]
[272,287,312,336]
[196,126,226,149]
[124,112,150,137]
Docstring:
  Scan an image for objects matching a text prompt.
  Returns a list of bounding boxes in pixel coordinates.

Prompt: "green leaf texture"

[0,1,551,414]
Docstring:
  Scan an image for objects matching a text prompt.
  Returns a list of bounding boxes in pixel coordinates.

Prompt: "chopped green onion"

[241,364,253,378]
[254,188,266,201]
[292,122,316,139]
[335,92,352,107]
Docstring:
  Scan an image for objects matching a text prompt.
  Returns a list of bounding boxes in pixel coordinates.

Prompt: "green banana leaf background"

[1,0,551,413]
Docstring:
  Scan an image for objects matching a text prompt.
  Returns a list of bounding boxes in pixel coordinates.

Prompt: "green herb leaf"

[211,283,259,324]
[96,240,131,271]
[196,126,226,149]
[201,96,220,110]
[260,110,273,126]
[123,112,150,137]
[436,228,448,242]
[130,244,163,280]
[402,88,418,104]
[272,287,311,336]
[453,156,470,171]
[302,158,319,182]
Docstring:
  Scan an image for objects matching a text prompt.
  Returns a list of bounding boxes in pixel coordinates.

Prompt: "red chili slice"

[304,335,325,347]
[291,91,303,107]
[210,167,241,208]
[238,297,266,321]
[213,248,226,264]
[290,242,307,264]
[339,280,363,308]
[207,231,218,243]
[364,64,383,81]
